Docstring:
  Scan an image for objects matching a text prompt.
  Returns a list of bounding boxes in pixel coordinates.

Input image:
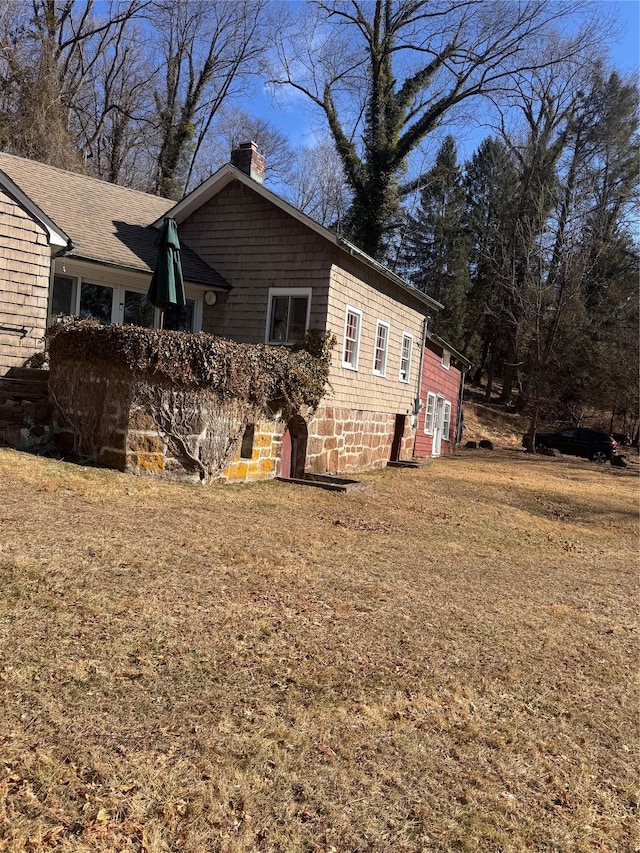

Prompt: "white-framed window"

[372,320,390,376]
[424,392,436,434]
[50,272,202,332]
[399,332,413,382]
[342,306,362,370]
[266,287,311,345]
[443,401,452,440]
[442,351,451,369]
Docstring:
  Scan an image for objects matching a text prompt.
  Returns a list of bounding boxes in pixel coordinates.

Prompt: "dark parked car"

[523,428,618,462]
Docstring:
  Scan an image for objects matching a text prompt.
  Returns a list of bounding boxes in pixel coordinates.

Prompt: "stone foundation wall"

[306,405,415,474]
[222,419,284,482]
[52,367,284,483]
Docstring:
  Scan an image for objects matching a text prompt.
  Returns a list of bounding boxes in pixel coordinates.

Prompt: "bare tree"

[286,139,351,228]
[148,0,269,199]
[270,0,609,259]
[191,106,296,188]
[0,0,144,168]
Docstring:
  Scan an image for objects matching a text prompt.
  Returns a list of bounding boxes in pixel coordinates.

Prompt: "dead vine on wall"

[46,321,333,477]
[48,358,131,460]
[133,384,259,482]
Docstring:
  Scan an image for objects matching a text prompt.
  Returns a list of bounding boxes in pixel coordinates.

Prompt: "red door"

[280,426,292,478]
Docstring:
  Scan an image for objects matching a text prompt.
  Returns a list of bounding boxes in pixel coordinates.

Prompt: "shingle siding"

[179,181,331,344]
[0,189,51,374]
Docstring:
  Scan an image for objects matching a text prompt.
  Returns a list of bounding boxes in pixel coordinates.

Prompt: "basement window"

[240,424,255,459]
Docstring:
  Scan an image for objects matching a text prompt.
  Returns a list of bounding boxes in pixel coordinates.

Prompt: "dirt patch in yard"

[0,448,637,852]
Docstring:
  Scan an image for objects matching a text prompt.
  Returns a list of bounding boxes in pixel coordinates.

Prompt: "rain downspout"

[414,314,431,418]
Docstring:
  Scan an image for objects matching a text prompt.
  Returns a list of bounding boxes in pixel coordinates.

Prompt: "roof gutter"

[338,236,444,313]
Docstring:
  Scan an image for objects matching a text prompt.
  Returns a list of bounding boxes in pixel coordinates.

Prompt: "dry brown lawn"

[0,446,638,852]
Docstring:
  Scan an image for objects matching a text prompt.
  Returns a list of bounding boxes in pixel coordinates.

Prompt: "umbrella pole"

[160,310,164,330]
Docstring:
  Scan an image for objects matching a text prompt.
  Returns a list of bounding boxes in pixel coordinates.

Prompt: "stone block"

[308,437,324,455]
[316,418,335,437]
[324,436,337,451]
[55,429,75,452]
[128,408,156,431]
[128,451,165,473]
[254,433,272,448]
[128,432,165,454]
[229,461,249,480]
[98,448,127,471]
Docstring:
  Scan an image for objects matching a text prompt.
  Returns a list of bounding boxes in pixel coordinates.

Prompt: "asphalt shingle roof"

[0,153,228,289]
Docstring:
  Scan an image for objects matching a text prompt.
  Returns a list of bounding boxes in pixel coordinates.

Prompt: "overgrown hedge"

[47,319,333,415]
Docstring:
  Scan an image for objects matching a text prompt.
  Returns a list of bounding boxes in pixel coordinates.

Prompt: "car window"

[560,429,576,438]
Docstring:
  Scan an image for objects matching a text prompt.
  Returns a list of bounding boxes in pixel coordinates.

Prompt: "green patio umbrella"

[147,217,186,329]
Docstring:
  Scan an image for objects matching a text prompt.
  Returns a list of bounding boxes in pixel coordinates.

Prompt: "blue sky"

[245,0,639,157]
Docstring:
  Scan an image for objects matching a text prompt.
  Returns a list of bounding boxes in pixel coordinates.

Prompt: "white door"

[432,395,444,457]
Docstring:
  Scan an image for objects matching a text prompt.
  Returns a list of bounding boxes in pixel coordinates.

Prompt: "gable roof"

[427,332,471,370]
[158,163,443,313]
[0,153,228,289]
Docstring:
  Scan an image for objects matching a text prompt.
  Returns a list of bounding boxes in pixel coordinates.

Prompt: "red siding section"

[414,342,463,458]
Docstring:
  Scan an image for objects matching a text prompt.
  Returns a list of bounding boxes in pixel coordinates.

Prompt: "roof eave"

[160,165,442,313]
[0,168,70,249]
[428,331,472,370]
[66,252,231,290]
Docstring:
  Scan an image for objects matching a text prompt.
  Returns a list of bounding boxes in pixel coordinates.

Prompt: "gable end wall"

[178,181,331,343]
[0,189,51,374]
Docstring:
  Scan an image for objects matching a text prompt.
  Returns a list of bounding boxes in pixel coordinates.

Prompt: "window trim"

[424,392,436,435]
[399,332,413,383]
[372,319,390,376]
[443,401,452,441]
[265,287,312,346]
[342,305,363,371]
[441,351,451,370]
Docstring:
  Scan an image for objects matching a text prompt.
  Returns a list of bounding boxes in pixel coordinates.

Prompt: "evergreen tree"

[405,136,470,346]
[462,137,518,393]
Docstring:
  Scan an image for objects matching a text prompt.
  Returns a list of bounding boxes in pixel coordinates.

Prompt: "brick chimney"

[230,141,265,184]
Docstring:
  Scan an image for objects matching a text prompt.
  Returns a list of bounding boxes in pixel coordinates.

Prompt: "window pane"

[343,309,360,367]
[80,282,113,324]
[288,297,308,343]
[164,300,194,332]
[443,402,451,439]
[374,323,388,373]
[269,296,290,342]
[425,394,435,433]
[51,275,75,316]
[400,334,412,380]
[124,291,155,328]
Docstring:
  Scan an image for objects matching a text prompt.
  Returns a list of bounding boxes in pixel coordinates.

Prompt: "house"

[415,334,470,459]
[0,144,467,476]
